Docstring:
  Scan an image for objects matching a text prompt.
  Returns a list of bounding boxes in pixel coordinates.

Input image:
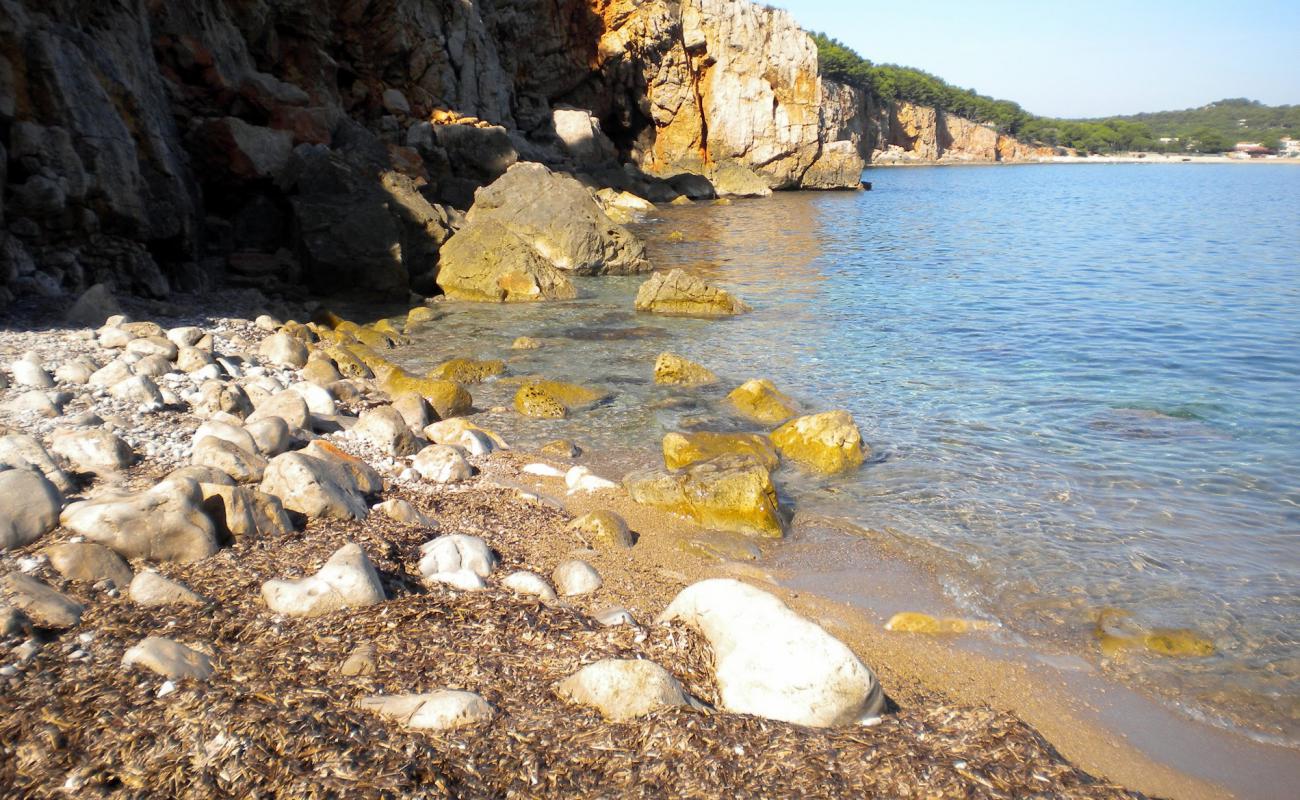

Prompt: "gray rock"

[122,637,213,681]
[166,326,204,348]
[552,560,602,597]
[301,441,383,493]
[193,420,258,457]
[258,333,309,368]
[243,416,290,456]
[192,436,267,483]
[50,428,134,473]
[556,659,696,721]
[287,382,337,416]
[357,690,493,730]
[198,482,259,538]
[355,405,423,456]
[260,452,369,520]
[6,390,63,417]
[44,542,133,587]
[10,355,54,389]
[339,643,376,676]
[0,603,29,637]
[176,347,215,373]
[132,354,173,377]
[262,542,384,617]
[65,284,123,327]
[125,336,178,361]
[60,479,219,563]
[248,390,309,429]
[0,434,75,493]
[110,374,165,405]
[594,607,638,627]
[54,358,96,384]
[0,468,62,550]
[128,571,206,607]
[193,380,253,419]
[412,444,472,483]
[1,573,83,629]
[88,359,133,387]
[391,392,432,432]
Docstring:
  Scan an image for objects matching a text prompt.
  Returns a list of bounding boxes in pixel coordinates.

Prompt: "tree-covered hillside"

[813,35,1298,154]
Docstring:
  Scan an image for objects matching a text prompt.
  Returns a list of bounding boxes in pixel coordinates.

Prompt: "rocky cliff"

[868,100,1059,164]
[0,0,873,308]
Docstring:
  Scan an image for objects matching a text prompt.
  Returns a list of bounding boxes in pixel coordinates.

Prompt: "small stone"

[539,439,581,459]
[60,479,219,563]
[0,434,74,493]
[167,326,204,348]
[501,570,559,604]
[1,573,83,629]
[193,420,259,456]
[261,542,385,617]
[556,659,695,721]
[122,637,213,681]
[418,535,495,590]
[258,333,309,368]
[375,498,436,528]
[423,419,507,452]
[339,643,376,676]
[244,416,290,456]
[193,380,253,418]
[512,336,541,350]
[88,358,133,387]
[110,374,165,406]
[565,466,617,493]
[128,571,206,607]
[54,359,96,385]
[594,607,637,627]
[653,352,718,386]
[412,445,473,483]
[44,542,133,587]
[176,347,215,373]
[254,314,282,332]
[10,355,54,389]
[260,452,369,520]
[552,560,602,596]
[569,511,633,549]
[355,405,423,456]
[358,690,493,730]
[6,390,63,417]
[125,336,179,361]
[248,390,310,429]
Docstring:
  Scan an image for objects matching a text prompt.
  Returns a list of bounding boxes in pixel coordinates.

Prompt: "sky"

[765,0,1300,118]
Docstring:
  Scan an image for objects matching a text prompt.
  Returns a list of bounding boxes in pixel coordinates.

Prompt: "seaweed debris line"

[0,291,1154,799]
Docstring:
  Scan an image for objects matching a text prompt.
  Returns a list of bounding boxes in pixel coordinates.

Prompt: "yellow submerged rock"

[322,345,374,379]
[406,306,437,329]
[1092,609,1216,659]
[355,325,401,350]
[770,410,866,475]
[662,431,778,471]
[428,358,506,384]
[376,365,472,419]
[624,455,783,539]
[513,380,611,419]
[512,336,541,350]
[653,352,718,386]
[634,269,751,317]
[885,612,996,635]
[726,378,797,426]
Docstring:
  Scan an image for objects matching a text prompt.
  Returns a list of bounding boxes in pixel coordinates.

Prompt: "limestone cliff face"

[0,0,867,307]
[593,0,860,191]
[869,100,1057,164]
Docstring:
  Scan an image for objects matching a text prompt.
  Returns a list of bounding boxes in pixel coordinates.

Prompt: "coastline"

[1,287,1295,798]
[870,154,1300,167]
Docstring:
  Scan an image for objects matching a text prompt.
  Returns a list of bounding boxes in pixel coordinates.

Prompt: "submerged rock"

[726,379,797,425]
[658,579,885,727]
[653,352,718,386]
[428,358,505,384]
[556,659,696,721]
[625,455,783,538]
[662,431,778,471]
[635,269,751,317]
[514,380,611,419]
[770,411,865,475]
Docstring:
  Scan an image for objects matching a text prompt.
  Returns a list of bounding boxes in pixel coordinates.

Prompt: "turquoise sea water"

[403,164,1300,744]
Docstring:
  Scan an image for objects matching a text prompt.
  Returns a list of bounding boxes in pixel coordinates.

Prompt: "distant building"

[1281,138,1300,157]
[1233,142,1270,158]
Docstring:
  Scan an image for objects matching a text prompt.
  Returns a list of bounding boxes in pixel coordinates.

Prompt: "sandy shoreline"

[0,289,1295,798]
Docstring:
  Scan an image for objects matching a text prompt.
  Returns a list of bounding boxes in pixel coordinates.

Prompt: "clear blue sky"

[765,1,1300,118]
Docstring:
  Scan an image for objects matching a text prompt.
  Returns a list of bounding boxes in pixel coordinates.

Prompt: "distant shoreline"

[869,153,1300,168]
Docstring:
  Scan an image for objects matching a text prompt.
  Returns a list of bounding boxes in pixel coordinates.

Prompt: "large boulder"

[770,411,866,474]
[556,659,696,721]
[260,452,369,521]
[262,542,385,617]
[801,141,866,190]
[658,579,885,726]
[624,455,783,538]
[0,468,62,550]
[60,479,219,563]
[635,269,751,317]
[435,219,577,303]
[662,431,778,471]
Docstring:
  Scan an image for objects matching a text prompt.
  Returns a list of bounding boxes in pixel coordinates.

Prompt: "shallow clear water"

[401,164,1300,744]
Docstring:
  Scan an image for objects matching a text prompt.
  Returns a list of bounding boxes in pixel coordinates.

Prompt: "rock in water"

[0,468,62,550]
[436,219,578,303]
[635,269,751,317]
[122,637,213,681]
[653,352,718,386]
[1,573,83,629]
[657,579,884,727]
[556,659,696,721]
[726,378,798,425]
[770,411,866,474]
[513,380,611,419]
[662,431,779,471]
[60,479,218,563]
[357,691,494,730]
[624,455,783,538]
[262,542,385,617]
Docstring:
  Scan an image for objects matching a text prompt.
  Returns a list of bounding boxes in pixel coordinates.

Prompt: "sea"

[400,163,1300,748]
